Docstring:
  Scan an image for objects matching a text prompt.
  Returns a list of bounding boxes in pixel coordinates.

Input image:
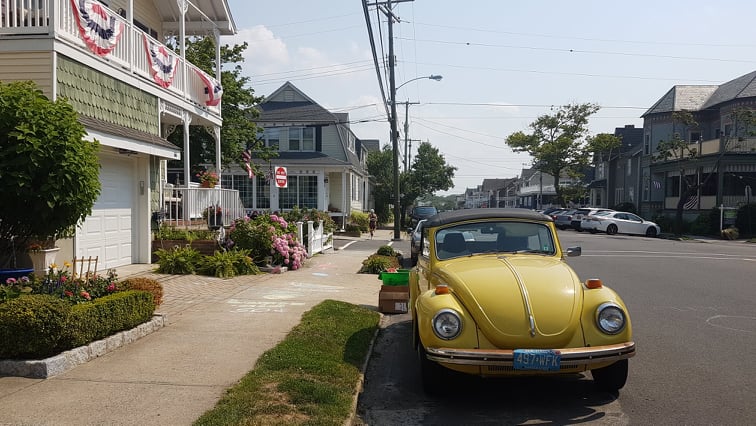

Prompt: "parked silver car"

[581,211,661,237]
[553,209,577,230]
[410,219,427,266]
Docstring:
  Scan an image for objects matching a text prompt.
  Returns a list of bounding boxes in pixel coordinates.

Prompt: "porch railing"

[161,185,245,229]
[1,0,220,116]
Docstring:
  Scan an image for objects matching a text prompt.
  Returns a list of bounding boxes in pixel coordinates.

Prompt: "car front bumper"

[425,342,635,368]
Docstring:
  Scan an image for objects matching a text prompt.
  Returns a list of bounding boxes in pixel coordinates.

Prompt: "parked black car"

[409,205,438,229]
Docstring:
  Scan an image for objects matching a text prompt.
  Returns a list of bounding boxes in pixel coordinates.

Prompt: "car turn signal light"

[435,284,450,295]
[585,278,603,289]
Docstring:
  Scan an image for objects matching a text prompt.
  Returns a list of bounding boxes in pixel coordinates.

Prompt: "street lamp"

[395,74,442,92]
[389,74,443,240]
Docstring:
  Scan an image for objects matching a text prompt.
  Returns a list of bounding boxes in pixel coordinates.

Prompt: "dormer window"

[287,127,314,151]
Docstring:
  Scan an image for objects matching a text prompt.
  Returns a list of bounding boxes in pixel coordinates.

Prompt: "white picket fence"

[296,220,334,257]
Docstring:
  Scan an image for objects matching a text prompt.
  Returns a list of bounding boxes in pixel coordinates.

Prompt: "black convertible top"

[423,208,552,228]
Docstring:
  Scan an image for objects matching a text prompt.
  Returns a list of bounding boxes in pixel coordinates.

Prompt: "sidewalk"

[0,245,383,425]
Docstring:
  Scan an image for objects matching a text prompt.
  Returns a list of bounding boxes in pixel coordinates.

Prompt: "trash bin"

[378,269,410,286]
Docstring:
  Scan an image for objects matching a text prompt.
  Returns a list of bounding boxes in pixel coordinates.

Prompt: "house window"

[626,158,632,176]
[666,175,680,197]
[279,176,317,209]
[690,131,701,142]
[226,174,253,208]
[644,134,650,155]
[263,128,280,150]
[256,177,270,209]
[287,127,314,151]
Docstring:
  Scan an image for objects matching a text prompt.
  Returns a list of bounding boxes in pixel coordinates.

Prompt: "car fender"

[414,289,480,350]
[581,285,633,346]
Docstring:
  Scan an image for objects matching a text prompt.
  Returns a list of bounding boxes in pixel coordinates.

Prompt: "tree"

[657,109,756,235]
[366,145,395,222]
[167,38,269,177]
[506,103,600,207]
[401,142,456,224]
[0,81,101,267]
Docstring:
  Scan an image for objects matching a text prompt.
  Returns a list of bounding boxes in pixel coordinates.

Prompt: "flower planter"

[200,181,216,188]
[0,268,34,282]
[29,247,60,276]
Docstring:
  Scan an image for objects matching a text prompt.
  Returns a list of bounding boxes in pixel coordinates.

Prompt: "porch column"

[182,112,192,186]
[178,0,187,99]
[213,125,221,180]
[128,0,134,71]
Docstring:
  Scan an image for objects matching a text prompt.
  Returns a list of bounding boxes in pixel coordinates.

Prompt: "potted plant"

[197,169,219,188]
[0,81,101,275]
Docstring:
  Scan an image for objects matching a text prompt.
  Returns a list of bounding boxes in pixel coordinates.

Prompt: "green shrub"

[612,202,637,214]
[345,223,361,233]
[359,254,400,274]
[376,245,395,256]
[229,249,261,276]
[67,291,155,348]
[690,209,718,236]
[198,250,237,278]
[0,295,72,359]
[350,211,369,232]
[153,225,214,241]
[282,206,338,234]
[735,204,756,237]
[154,245,202,274]
[120,277,164,306]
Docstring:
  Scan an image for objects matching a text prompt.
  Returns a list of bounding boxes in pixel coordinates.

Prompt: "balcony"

[652,137,756,163]
[161,185,246,229]
[1,0,222,121]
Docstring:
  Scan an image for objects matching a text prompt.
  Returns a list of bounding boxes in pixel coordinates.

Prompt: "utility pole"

[400,100,419,172]
[372,0,413,240]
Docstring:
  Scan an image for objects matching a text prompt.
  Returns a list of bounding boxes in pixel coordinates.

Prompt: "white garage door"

[78,156,135,269]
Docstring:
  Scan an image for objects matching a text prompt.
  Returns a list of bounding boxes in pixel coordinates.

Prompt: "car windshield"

[594,211,613,217]
[435,221,556,260]
[413,207,438,216]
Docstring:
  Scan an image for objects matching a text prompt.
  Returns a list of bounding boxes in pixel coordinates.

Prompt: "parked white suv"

[572,207,613,231]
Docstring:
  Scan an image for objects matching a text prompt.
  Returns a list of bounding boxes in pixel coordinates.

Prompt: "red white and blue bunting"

[241,150,253,179]
[143,35,179,88]
[195,69,224,106]
[69,0,124,56]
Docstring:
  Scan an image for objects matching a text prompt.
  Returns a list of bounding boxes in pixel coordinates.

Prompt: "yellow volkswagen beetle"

[410,208,635,393]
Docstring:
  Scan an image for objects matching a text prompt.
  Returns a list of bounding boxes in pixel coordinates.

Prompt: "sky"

[223,0,756,195]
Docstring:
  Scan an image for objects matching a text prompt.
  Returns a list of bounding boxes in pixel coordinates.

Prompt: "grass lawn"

[194,300,380,425]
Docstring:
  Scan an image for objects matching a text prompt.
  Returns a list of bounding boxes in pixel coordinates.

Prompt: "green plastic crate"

[378,269,410,286]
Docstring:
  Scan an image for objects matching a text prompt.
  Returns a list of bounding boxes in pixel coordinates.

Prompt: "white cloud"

[226,26,289,74]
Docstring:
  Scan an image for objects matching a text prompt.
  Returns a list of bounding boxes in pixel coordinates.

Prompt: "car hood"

[439,255,582,348]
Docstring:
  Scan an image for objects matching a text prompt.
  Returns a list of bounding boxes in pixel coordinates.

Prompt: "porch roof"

[251,151,353,167]
[157,0,237,36]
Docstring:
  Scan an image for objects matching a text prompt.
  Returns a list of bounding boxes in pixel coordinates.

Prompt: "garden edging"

[0,314,166,379]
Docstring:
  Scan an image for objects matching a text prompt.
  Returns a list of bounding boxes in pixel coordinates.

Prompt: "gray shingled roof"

[642,85,719,116]
[78,115,179,152]
[255,101,337,124]
[701,70,756,110]
[643,70,756,117]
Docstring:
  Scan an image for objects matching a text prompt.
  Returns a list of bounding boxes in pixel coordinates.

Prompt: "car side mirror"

[566,246,582,257]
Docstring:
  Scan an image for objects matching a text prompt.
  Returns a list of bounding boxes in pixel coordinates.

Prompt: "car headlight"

[596,303,626,334]
[432,309,462,340]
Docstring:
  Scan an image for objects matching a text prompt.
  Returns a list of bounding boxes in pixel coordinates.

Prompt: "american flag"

[683,194,699,210]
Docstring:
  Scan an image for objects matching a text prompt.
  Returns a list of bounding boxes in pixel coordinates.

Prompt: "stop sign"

[274,166,288,188]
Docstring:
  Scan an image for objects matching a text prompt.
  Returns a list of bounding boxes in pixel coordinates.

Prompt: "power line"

[410,22,756,49]
[397,37,756,64]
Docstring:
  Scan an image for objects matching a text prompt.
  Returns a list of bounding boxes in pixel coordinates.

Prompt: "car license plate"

[513,349,561,371]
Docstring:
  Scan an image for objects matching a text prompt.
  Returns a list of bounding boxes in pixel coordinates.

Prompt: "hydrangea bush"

[227,214,308,270]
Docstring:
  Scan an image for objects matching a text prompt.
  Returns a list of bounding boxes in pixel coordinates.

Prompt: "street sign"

[275,166,288,188]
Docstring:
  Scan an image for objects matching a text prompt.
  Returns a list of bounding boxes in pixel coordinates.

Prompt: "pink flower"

[107,283,116,292]
[64,291,73,297]
[5,278,16,285]
[80,291,91,300]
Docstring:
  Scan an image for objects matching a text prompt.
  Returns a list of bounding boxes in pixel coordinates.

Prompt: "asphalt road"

[350,232,756,425]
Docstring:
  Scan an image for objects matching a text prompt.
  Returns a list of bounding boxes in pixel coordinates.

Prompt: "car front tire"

[606,224,618,235]
[591,359,628,392]
[589,229,597,234]
[645,227,658,237]
[417,342,445,394]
